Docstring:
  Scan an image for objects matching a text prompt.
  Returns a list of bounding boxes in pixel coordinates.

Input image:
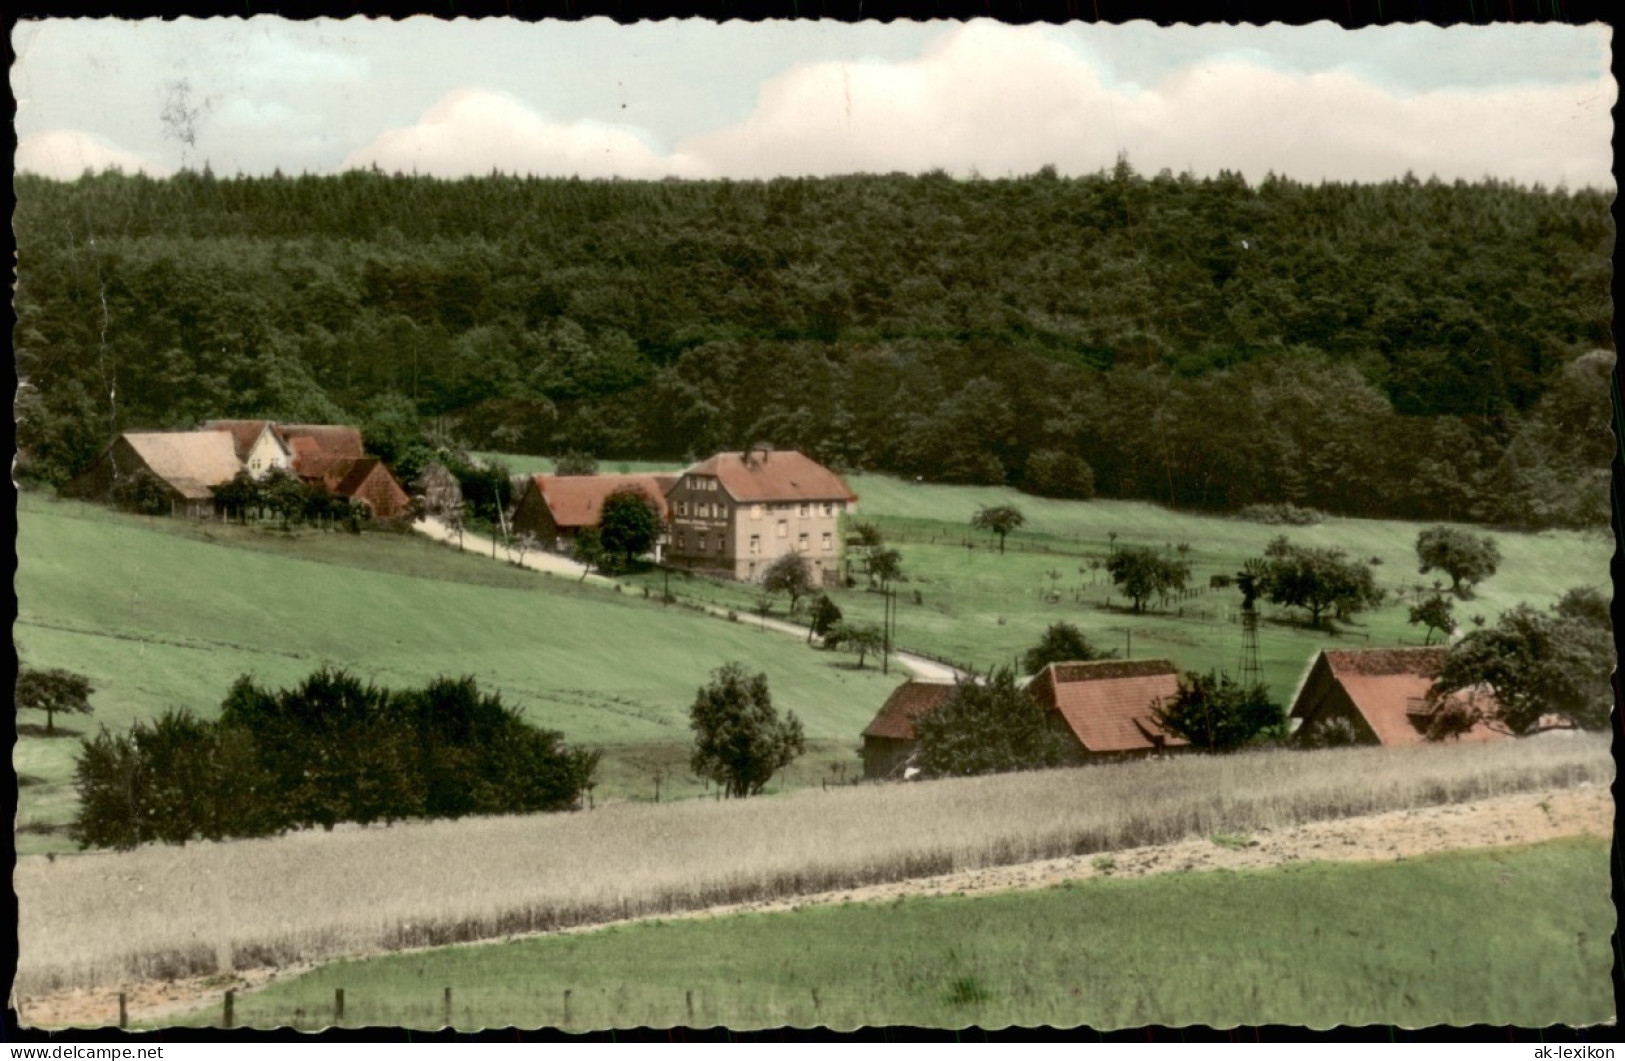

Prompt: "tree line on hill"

[14,165,1611,528]
[70,669,600,850]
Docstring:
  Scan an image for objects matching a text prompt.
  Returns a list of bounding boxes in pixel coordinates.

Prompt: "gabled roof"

[530,474,677,529]
[1028,659,1187,753]
[1295,648,1505,747]
[122,431,243,499]
[862,681,959,741]
[677,451,856,504]
[277,424,364,459]
[201,420,289,461]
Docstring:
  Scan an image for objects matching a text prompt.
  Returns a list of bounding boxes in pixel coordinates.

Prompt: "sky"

[11,18,1616,188]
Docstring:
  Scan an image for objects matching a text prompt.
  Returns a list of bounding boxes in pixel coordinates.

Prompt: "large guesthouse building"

[663,448,857,584]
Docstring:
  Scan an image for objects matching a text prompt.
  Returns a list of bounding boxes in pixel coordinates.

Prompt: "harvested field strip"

[158,836,1614,1031]
[16,735,1608,997]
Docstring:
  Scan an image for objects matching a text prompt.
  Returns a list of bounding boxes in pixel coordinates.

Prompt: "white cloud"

[678,21,1616,188]
[15,130,170,179]
[340,88,708,179]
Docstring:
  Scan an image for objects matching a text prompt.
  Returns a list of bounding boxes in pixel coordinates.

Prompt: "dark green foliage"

[358,392,424,467]
[15,170,1609,526]
[971,505,1026,554]
[1237,502,1324,526]
[807,593,843,643]
[211,470,263,523]
[16,666,94,734]
[1105,546,1191,613]
[70,669,598,850]
[1415,526,1501,597]
[1408,592,1456,645]
[444,455,514,525]
[914,668,1074,778]
[596,486,661,571]
[553,452,599,476]
[867,547,903,587]
[1257,536,1384,628]
[571,526,604,573]
[761,553,813,613]
[688,663,805,798]
[823,621,886,668]
[1151,670,1285,752]
[1553,586,1610,631]
[110,469,172,516]
[1428,605,1612,735]
[1022,622,1114,674]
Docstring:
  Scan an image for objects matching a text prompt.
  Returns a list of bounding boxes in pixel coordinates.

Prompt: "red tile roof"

[1311,648,1505,747]
[202,419,283,461]
[862,681,959,741]
[532,474,678,529]
[1029,659,1187,753]
[277,424,364,460]
[679,451,856,504]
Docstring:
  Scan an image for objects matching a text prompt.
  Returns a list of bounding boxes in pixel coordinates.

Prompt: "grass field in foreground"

[13,492,898,852]
[17,735,1605,997]
[157,837,1612,1031]
[623,472,1609,694]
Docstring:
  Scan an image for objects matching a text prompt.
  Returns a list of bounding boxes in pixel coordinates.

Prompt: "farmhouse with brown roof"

[1288,647,1507,747]
[202,419,292,477]
[65,431,243,518]
[1027,659,1189,759]
[512,473,679,554]
[296,455,411,521]
[860,680,959,779]
[664,448,857,583]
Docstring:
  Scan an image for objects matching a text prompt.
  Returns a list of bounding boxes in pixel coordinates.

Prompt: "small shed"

[411,461,464,517]
[860,680,959,780]
[1288,647,1507,747]
[298,455,411,521]
[1026,659,1188,760]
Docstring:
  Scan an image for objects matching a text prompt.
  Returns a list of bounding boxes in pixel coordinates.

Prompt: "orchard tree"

[1106,546,1190,614]
[824,622,886,668]
[1022,622,1113,673]
[1415,526,1501,598]
[688,663,805,798]
[596,486,661,571]
[1553,585,1609,630]
[971,504,1026,554]
[867,547,903,588]
[1151,670,1285,752]
[16,666,94,735]
[1257,537,1383,628]
[1408,591,1456,645]
[914,668,1074,777]
[1427,603,1612,735]
[807,593,844,644]
[761,553,814,614]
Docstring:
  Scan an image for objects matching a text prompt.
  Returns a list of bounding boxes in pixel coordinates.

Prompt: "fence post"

[222,989,235,1030]
[334,987,344,1025]
[118,992,127,1030]
[563,988,572,1027]
[685,988,694,1026]
[443,987,452,1029]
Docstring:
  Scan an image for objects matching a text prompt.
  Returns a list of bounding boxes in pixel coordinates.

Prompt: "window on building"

[751,504,763,520]
[821,503,832,516]
[677,501,687,517]
[777,520,788,538]
[698,534,707,551]
[822,532,833,551]
[798,533,809,552]
[749,534,760,554]
[799,503,809,517]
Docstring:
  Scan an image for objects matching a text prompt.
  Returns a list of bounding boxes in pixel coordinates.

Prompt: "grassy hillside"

[157,837,1613,1030]
[14,493,900,850]
[628,472,1610,695]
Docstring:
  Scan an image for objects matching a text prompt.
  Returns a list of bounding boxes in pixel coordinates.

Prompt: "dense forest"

[13,163,1614,527]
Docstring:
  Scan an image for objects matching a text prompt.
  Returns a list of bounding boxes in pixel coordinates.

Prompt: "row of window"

[674,499,845,520]
[747,532,834,554]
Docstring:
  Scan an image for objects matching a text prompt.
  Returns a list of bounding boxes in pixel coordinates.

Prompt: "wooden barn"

[859,680,959,780]
[410,461,464,517]
[511,473,678,552]
[1026,659,1189,761]
[296,455,411,521]
[64,431,242,518]
[1288,647,1507,747]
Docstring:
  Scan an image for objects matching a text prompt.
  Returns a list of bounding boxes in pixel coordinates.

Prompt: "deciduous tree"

[1427,604,1612,735]
[16,666,94,735]
[1257,537,1383,628]
[1022,622,1113,673]
[808,593,843,644]
[1408,591,1455,645]
[971,504,1026,554]
[596,486,661,571]
[914,668,1073,777]
[688,663,805,798]
[823,621,885,668]
[1415,526,1501,597]
[1151,670,1284,752]
[1105,546,1190,614]
[762,553,814,614]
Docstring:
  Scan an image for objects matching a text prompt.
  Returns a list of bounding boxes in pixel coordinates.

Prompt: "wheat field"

[15,734,1608,998]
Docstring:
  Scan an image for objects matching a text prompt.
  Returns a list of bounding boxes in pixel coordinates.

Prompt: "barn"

[296,455,411,521]
[511,473,678,552]
[64,431,242,518]
[1288,647,1507,747]
[859,680,959,780]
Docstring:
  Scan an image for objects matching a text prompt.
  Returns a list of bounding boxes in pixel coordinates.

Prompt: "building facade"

[663,449,857,583]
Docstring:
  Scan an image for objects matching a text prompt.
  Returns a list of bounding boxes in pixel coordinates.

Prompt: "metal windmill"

[1234,558,1266,687]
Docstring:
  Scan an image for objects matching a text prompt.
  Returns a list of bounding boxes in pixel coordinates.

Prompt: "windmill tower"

[1235,560,1264,687]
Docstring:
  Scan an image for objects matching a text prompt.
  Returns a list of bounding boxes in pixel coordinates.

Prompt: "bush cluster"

[1237,502,1325,526]
[71,669,599,850]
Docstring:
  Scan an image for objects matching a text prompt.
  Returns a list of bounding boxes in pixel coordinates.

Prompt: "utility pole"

[881,585,892,675]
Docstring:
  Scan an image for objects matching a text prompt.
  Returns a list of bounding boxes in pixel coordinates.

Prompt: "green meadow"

[159,837,1613,1031]
[13,492,897,852]
[629,472,1610,696]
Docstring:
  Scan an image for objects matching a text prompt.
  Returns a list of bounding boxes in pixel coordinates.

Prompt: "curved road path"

[411,516,965,682]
